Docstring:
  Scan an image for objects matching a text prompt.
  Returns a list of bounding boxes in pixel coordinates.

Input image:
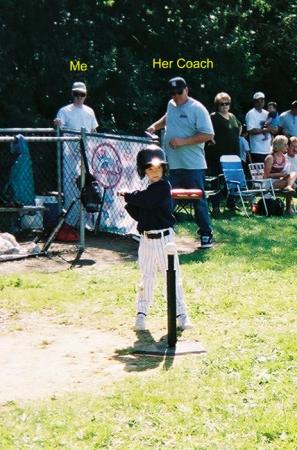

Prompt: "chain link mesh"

[0,129,152,236]
[0,130,63,233]
[60,129,151,235]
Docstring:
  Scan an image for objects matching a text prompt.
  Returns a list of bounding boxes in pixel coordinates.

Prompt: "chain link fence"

[60,129,151,235]
[0,129,65,234]
[0,128,153,240]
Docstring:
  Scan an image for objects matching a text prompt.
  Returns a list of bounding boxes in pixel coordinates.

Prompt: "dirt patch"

[0,312,133,402]
[0,233,197,274]
[0,233,199,403]
[0,234,139,274]
[0,311,198,403]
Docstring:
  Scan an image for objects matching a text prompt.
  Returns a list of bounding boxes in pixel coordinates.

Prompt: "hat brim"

[72,89,87,93]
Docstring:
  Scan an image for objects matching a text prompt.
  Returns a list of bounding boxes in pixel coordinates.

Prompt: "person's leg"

[188,169,212,237]
[272,179,287,189]
[271,178,295,214]
[281,175,296,212]
[285,194,292,213]
[170,169,213,245]
[168,170,182,216]
[156,231,192,329]
[156,231,187,316]
[136,236,156,316]
[285,172,297,190]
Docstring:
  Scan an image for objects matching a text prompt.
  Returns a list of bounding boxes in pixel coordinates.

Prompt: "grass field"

[1,213,297,449]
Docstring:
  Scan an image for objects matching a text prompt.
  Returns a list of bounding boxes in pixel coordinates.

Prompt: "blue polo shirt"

[164,97,214,170]
[279,110,297,137]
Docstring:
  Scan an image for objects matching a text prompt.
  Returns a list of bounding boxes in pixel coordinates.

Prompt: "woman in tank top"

[264,135,297,213]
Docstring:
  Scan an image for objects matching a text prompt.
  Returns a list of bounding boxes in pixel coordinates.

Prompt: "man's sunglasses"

[218,102,230,106]
[170,89,184,96]
[72,92,86,97]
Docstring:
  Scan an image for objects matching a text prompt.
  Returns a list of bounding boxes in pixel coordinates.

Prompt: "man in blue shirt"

[279,100,297,137]
[147,77,214,248]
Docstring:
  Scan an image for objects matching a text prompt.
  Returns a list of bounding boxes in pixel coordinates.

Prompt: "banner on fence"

[62,132,149,236]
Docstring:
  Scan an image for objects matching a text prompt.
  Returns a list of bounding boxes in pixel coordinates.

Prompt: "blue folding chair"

[220,155,272,217]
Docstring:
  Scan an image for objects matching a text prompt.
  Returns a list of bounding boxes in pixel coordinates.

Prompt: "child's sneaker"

[200,235,213,248]
[134,313,146,331]
[177,314,193,330]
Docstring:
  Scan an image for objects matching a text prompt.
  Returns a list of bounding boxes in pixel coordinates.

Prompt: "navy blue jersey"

[124,179,175,233]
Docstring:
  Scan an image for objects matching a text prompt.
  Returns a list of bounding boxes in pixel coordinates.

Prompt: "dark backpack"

[77,138,102,213]
[256,198,284,216]
[81,178,102,213]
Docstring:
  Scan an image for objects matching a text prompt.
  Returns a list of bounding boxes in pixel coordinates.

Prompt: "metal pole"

[95,188,106,233]
[166,243,177,348]
[79,128,86,251]
[0,128,56,133]
[0,136,80,142]
[56,127,63,214]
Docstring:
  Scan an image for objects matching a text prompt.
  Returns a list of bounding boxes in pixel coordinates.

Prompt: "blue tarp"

[9,134,35,205]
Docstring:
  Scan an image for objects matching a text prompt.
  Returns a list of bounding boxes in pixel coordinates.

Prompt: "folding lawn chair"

[248,163,276,197]
[220,155,274,217]
[249,162,296,212]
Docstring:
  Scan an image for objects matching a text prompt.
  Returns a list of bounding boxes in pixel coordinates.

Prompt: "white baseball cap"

[72,81,87,93]
[253,91,265,100]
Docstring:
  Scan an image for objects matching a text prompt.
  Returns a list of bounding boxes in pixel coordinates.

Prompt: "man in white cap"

[54,81,98,132]
[53,82,99,231]
[245,92,273,163]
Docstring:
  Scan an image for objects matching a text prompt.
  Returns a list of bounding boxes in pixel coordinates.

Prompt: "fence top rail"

[0,136,81,143]
[0,128,56,133]
[93,133,154,144]
[60,128,155,144]
[0,128,156,144]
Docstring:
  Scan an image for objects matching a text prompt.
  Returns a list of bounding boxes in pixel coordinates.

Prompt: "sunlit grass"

[0,214,297,449]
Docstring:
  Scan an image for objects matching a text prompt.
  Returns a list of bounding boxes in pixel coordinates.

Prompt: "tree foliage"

[0,0,296,132]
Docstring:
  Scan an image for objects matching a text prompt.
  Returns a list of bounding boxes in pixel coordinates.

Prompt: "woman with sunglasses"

[206,92,241,215]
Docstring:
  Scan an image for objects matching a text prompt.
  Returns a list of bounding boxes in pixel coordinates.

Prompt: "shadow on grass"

[113,328,185,372]
[179,247,213,265]
[178,213,297,270]
[213,215,297,269]
[86,232,138,261]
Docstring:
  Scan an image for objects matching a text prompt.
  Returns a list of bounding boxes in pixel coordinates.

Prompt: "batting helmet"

[136,144,168,179]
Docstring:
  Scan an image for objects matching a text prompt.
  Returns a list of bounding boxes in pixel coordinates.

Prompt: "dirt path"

[0,233,197,275]
[0,312,134,403]
[0,233,198,403]
[0,234,139,274]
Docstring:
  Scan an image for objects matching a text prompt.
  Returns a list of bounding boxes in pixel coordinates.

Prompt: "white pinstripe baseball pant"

[136,228,187,316]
